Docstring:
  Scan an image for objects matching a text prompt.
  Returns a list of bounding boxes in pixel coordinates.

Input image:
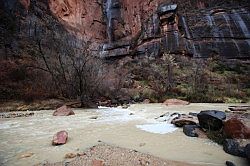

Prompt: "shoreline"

[0,99,249,113]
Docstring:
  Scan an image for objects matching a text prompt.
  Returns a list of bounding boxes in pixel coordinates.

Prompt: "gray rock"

[225,161,236,166]
[183,125,198,137]
[223,139,246,158]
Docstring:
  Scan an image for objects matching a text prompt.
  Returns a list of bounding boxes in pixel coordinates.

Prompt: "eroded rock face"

[48,0,106,41]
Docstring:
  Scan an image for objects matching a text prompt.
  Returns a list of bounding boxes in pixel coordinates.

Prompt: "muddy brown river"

[0,103,249,166]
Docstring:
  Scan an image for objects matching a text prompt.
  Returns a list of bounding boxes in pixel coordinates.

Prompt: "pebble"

[19,152,34,159]
[65,153,77,159]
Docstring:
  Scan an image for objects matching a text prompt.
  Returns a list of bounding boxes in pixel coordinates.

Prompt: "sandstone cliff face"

[0,0,250,60]
[99,0,250,58]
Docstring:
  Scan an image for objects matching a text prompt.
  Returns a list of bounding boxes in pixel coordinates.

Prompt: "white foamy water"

[136,123,177,134]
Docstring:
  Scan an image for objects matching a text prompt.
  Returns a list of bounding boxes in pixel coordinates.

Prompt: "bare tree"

[30,37,105,107]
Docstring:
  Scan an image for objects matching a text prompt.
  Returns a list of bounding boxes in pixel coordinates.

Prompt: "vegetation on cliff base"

[1,49,249,106]
[119,54,250,103]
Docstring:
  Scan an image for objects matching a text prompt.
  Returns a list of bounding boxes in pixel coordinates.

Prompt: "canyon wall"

[0,0,250,60]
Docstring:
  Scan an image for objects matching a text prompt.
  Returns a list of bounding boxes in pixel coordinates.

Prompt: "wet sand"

[0,103,249,166]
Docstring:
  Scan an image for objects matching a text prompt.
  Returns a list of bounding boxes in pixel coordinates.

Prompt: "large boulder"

[52,130,68,146]
[223,118,250,139]
[197,110,226,131]
[223,139,246,157]
[53,105,75,116]
[171,115,198,127]
[183,125,199,137]
[163,99,190,106]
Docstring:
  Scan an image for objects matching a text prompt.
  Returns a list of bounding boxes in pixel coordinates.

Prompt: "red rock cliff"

[1,0,250,59]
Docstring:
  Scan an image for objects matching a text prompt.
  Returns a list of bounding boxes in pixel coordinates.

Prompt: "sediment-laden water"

[0,103,249,166]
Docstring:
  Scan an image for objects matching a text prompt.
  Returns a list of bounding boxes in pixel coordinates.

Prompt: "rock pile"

[171,108,250,163]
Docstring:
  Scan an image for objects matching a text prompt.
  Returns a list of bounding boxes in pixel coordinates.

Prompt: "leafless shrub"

[30,37,105,107]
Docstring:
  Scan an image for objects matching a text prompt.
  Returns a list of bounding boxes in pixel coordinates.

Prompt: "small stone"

[19,152,34,159]
[226,161,236,166]
[65,153,76,159]
[77,153,85,156]
[122,104,129,109]
[142,99,150,104]
[90,116,98,119]
[52,130,68,146]
[139,143,146,147]
[92,159,104,166]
